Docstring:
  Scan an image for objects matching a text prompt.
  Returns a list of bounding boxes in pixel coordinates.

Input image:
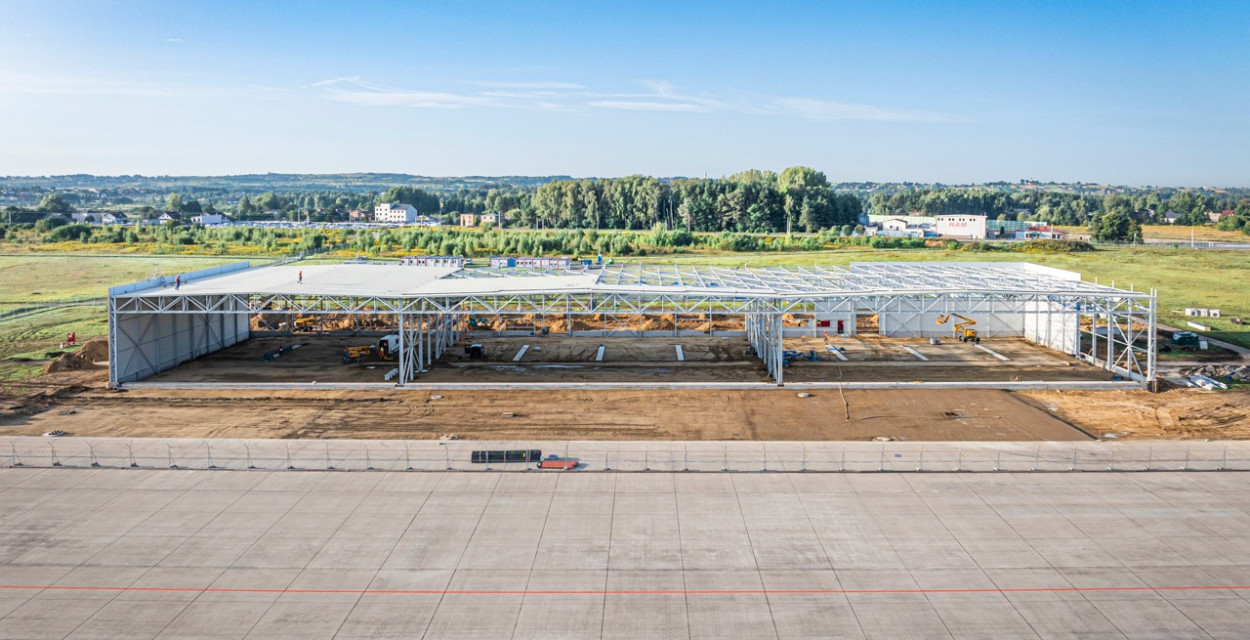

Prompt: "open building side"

[108,261,1157,387]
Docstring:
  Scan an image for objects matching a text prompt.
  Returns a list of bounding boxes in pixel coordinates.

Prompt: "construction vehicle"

[936,313,980,343]
[341,334,400,364]
[1170,331,1201,348]
[782,349,818,366]
[292,316,317,331]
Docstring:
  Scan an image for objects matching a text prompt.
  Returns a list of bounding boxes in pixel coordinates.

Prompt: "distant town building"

[1162,210,1182,224]
[191,213,227,225]
[101,212,129,225]
[460,213,478,227]
[479,212,500,226]
[374,203,419,223]
[934,214,988,240]
[347,209,372,222]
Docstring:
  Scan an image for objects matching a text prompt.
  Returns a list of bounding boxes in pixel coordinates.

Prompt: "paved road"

[1,468,1248,639]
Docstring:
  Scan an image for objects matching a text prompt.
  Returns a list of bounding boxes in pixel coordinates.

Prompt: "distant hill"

[0,173,575,193]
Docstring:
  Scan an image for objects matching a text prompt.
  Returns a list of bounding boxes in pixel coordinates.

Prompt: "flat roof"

[116,260,1148,300]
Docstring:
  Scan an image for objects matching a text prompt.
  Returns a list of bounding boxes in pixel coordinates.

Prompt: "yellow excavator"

[936,313,980,343]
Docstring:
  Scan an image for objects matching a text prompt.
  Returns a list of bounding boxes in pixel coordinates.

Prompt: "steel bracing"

[108,261,1157,386]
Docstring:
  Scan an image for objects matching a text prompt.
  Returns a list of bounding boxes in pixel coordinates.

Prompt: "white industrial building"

[374,203,419,223]
[107,261,1156,387]
[934,214,988,239]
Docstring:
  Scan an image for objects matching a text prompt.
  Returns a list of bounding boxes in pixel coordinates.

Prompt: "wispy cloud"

[586,100,709,113]
[0,70,197,98]
[307,76,961,123]
[471,80,585,90]
[312,77,500,109]
[163,37,184,43]
[768,97,962,123]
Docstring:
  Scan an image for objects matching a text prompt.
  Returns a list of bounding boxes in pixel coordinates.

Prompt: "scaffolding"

[108,261,1157,387]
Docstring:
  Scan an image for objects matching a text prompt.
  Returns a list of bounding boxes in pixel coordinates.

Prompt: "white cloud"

[0,70,196,98]
[471,81,586,90]
[769,97,962,123]
[163,37,184,43]
[307,76,961,123]
[587,100,709,113]
[311,77,498,108]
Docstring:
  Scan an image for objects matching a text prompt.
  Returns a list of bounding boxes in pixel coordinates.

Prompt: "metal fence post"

[326,443,334,470]
[50,443,61,467]
[245,443,254,469]
[994,446,1002,472]
[916,447,924,472]
[956,448,962,472]
[801,445,807,473]
[365,444,373,471]
[840,448,845,472]
[11,441,23,467]
[206,442,216,469]
[878,445,884,472]
[405,443,413,471]
[285,443,294,470]
[604,449,610,471]
[684,446,689,472]
[1032,447,1039,472]
[644,450,649,471]
[127,441,137,468]
[1182,446,1190,471]
[762,444,767,472]
[722,446,728,472]
[1107,445,1114,472]
[88,443,99,468]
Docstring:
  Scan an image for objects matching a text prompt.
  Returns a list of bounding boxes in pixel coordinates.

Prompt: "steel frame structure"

[108,262,1157,387]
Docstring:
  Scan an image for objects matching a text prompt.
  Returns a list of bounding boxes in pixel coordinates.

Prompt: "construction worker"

[298,270,303,284]
[66,332,76,346]
[175,274,181,290]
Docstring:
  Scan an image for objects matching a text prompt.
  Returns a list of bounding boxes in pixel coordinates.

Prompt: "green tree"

[37,192,73,213]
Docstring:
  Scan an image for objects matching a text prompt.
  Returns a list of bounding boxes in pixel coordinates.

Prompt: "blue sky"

[1,0,1247,185]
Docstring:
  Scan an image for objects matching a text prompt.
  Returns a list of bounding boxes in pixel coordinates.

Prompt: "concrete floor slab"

[2,469,1250,639]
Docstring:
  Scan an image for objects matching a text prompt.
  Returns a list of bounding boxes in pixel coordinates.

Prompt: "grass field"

[628,245,1250,348]
[0,254,273,303]
[0,255,277,389]
[1055,224,1249,243]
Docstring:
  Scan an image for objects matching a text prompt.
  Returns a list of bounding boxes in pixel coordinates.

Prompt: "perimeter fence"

[4,437,1249,473]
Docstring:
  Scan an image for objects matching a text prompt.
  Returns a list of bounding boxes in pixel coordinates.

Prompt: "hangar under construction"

[107,260,1157,387]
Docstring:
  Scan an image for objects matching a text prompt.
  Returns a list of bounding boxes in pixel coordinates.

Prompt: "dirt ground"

[1,367,1247,441]
[150,334,1114,384]
[1020,388,1250,440]
[1,370,1089,441]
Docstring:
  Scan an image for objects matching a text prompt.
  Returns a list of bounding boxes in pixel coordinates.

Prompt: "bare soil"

[2,368,1247,441]
[149,335,1112,384]
[0,370,1086,441]
[1020,388,1250,440]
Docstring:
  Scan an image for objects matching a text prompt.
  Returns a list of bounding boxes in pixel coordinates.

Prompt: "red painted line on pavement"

[1,584,1248,596]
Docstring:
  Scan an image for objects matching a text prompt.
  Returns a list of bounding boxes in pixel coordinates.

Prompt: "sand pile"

[43,340,108,374]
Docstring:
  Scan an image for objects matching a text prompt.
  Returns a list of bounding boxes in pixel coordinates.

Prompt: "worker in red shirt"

[67,332,76,346]
[298,270,303,284]
[175,274,181,290]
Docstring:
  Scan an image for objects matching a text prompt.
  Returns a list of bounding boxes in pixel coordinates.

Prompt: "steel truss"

[111,289,1156,386]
